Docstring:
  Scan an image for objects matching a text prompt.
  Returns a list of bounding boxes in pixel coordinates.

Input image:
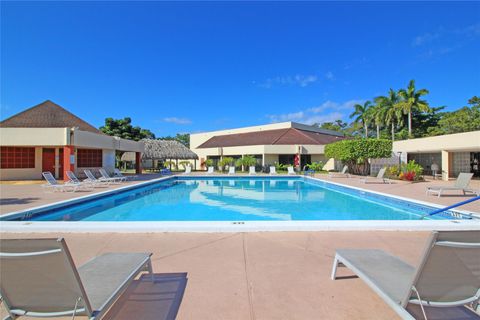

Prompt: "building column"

[441,150,451,181]
[262,154,265,166]
[135,152,142,174]
[54,148,60,178]
[63,146,75,181]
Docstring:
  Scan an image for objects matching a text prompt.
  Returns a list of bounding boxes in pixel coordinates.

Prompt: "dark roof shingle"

[197,128,343,148]
[0,100,102,134]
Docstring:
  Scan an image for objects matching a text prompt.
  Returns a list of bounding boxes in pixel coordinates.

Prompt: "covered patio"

[122,139,198,171]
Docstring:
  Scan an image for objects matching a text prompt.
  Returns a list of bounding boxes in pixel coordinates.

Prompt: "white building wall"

[263,154,278,165]
[0,128,68,146]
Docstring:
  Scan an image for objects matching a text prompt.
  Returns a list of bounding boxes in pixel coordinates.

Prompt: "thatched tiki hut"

[122,139,198,171]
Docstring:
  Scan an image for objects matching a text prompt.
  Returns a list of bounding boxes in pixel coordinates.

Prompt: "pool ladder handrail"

[422,195,480,219]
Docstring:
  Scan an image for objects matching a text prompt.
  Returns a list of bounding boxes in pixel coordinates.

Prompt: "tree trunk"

[364,123,368,138]
[391,122,395,141]
[376,125,380,139]
[408,112,412,138]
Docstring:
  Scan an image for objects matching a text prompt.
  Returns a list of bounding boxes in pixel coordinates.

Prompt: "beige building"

[393,131,480,181]
[190,122,345,170]
[0,100,144,180]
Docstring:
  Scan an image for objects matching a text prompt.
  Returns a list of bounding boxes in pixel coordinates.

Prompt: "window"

[77,149,103,167]
[0,147,36,169]
[279,154,295,165]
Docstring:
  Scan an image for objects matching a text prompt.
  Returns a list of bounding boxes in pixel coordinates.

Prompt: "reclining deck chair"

[331,230,480,319]
[427,173,478,197]
[0,238,153,320]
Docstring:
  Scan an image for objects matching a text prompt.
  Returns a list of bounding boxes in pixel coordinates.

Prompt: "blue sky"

[1,1,479,136]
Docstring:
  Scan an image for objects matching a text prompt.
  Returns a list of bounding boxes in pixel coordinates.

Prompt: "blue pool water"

[3,177,461,222]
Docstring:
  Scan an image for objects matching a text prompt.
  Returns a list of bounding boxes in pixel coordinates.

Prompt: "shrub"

[219,157,234,167]
[403,171,416,181]
[179,161,191,169]
[235,155,257,169]
[386,166,400,178]
[400,160,423,181]
[306,161,324,172]
[325,138,392,175]
[164,160,177,170]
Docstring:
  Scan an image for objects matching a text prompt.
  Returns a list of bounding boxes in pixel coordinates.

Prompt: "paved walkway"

[1,231,430,320]
[313,174,480,213]
[0,174,165,215]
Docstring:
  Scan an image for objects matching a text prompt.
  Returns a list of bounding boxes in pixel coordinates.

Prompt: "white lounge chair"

[328,165,350,178]
[426,173,478,197]
[269,166,277,175]
[41,172,78,192]
[331,230,480,320]
[206,166,214,174]
[361,167,390,184]
[99,168,124,183]
[228,166,235,175]
[183,166,192,175]
[249,166,256,175]
[287,166,296,175]
[0,238,153,320]
[84,169,110,186]
[65,171,94,190]
[113,168,136,181]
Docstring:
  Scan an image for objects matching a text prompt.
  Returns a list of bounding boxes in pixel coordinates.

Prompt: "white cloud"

[412,23,480,54]
[267,99,364,125]
[163,117,192,125]
[325,71,335,80]
[258,74,318,88]
[412,32,440,47]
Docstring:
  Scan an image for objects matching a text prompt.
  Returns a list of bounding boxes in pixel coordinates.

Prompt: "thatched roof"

[121,139,198,161]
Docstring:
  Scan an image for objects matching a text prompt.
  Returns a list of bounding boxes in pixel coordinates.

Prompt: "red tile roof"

[197,128,344,148]
[0,100,102,134]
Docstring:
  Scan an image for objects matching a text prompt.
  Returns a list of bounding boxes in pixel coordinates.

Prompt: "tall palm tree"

[398,79,430,137]
[376,89,403,141]
[370,102,387,139]
[350,101,372,138]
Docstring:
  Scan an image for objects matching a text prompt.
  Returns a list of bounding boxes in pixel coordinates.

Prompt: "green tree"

[375,89,403,141]
[410,106,444,137]
[325,138,392,175]
[100,117,155,141]
[350,101,372,138]
[219,157,234,172]
[317,120,348,133]
[179,161,191,169]
[235,155,257,170]
[157,133,190,147]
[427,96,480,135]
[398,80,430,137]
[370,103,387,139]
[100,117,155,166]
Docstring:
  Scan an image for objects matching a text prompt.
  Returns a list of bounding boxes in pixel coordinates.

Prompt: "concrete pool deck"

[1,231,435,320]
[1,176,479,318]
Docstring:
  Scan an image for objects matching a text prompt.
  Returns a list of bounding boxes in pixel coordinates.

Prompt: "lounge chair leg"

[331,256,339,280]
[147,260,154,282]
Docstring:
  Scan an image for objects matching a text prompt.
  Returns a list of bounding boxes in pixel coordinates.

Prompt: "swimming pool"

[2,176,471,222]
